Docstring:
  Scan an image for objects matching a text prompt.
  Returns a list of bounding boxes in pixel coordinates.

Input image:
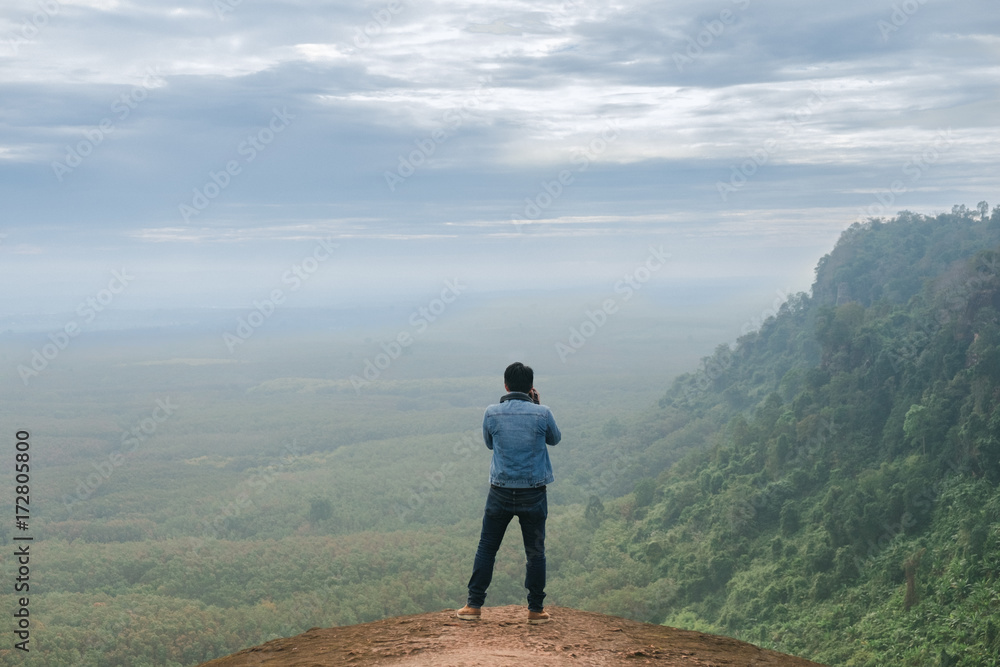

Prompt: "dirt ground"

[199,605,825,666]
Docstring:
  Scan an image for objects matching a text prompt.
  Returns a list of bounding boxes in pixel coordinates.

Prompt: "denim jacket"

[482,392,561,488]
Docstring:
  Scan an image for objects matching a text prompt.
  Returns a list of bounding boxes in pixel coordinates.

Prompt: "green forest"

[574,204,1000,665]
[2,204,1000,666]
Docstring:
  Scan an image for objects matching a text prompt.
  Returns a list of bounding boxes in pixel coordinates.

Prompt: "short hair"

[504,362,534,393]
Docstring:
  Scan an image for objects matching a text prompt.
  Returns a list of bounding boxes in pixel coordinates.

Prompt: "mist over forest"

[3,207,1000,666]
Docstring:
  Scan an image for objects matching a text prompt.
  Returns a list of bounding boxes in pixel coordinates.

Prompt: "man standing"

[457,362,562,624]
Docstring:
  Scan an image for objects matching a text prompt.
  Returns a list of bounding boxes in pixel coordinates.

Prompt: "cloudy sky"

[1,0,998,315]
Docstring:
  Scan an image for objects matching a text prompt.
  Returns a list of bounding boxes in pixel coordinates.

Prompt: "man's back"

[483,392,561,489]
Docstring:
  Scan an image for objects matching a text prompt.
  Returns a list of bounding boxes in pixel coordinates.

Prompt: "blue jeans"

[467,485,547,612]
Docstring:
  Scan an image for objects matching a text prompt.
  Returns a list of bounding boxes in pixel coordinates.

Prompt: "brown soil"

[199,605,825,666]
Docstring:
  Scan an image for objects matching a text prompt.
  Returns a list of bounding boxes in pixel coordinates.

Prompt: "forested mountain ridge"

[555,205,1000,666]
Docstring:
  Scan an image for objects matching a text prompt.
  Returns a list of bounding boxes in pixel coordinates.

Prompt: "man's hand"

[528,388,540,404]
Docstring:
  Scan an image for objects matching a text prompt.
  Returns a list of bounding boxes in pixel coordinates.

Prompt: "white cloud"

[0,0,997,315]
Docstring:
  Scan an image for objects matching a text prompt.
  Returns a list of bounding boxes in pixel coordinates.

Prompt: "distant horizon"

[3,0,997,331]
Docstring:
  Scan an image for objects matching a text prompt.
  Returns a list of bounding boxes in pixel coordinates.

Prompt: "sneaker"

[456,605,481,620]
[527,609,550,624]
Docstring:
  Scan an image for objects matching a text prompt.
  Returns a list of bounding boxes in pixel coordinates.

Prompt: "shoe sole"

[527,617,550,624]
[456,614,481,620]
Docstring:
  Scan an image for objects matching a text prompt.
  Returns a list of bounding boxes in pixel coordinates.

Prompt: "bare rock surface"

[199,605,825,666]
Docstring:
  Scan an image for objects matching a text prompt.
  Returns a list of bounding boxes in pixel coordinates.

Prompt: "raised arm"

[482,412,494,450]
[545,410,561,446]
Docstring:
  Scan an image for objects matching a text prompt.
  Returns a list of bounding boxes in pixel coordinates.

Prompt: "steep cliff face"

[605,209,1000,665]
[199,605,824,666]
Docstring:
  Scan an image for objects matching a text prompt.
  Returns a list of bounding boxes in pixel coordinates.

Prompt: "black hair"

[504,362,534,393]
